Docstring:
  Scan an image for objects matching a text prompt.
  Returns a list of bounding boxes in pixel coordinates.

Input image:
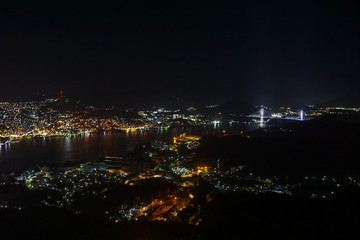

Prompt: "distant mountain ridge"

[216,100,257,115]
[321,95,360,108]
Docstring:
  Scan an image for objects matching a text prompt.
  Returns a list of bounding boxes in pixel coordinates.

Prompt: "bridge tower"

[260,108,265,127]
[299,109,304,121]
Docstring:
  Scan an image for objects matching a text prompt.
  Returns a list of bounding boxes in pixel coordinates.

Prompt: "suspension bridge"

[248,108,305,127]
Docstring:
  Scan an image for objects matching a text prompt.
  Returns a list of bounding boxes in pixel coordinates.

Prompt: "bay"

[0,122,259,173]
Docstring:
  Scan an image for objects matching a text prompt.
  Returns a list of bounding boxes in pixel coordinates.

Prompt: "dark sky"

[1,1,359,106]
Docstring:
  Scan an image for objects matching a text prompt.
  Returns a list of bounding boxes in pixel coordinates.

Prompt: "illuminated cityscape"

[1,1,360,239]
[1,96,360,239]
[2,97,358,142]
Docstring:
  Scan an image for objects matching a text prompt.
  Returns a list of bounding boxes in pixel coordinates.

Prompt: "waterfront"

[0,124,248,173]
[0,129,172,173]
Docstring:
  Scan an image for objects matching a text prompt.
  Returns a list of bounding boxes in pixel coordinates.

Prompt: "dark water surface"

[0,123,260,173]
[0,128,178,173]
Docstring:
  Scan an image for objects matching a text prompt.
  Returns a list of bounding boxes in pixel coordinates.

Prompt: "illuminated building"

[196,166,209,174]
[172,133,200,149]
[173,114,184,119]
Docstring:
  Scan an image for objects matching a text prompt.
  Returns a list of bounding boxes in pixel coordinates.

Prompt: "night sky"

[1,1,359,106]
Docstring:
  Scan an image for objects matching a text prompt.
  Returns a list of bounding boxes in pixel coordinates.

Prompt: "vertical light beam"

[260,108,264,127]
[300,109,304,121]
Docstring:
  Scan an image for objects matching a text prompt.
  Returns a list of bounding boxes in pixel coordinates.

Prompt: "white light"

[299,109,304,121]
[260,108,264,128]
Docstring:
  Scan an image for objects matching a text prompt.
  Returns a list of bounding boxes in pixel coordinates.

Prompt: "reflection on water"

[0,128,188,173]
[0,123,260,173]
